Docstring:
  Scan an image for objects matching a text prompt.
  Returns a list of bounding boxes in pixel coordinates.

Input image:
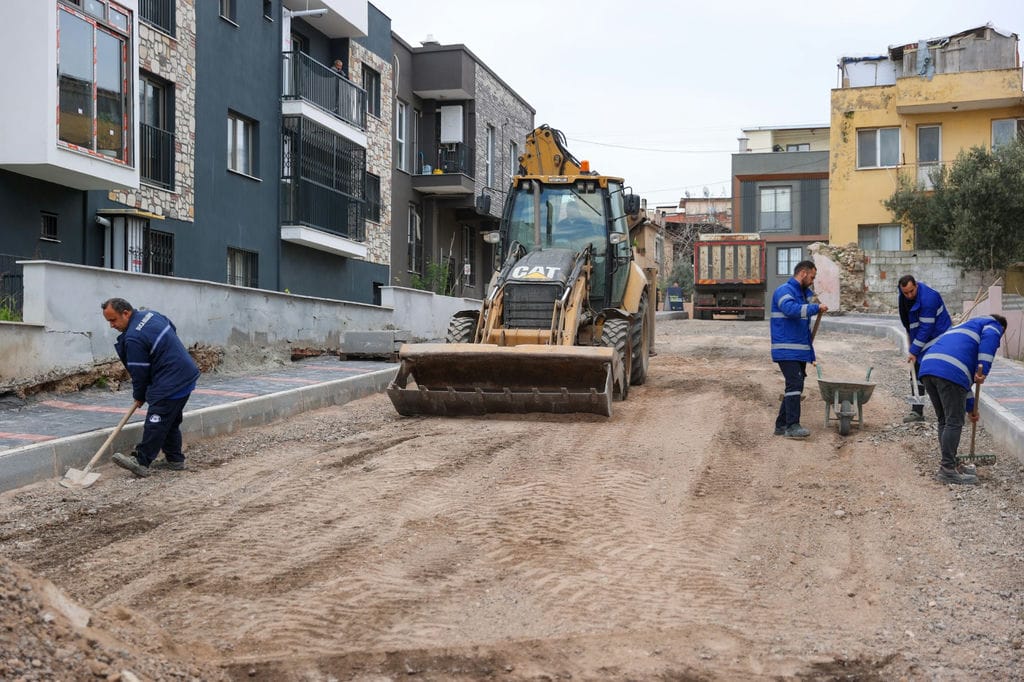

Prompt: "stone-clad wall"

[351,42,392,267]
[472,67,534,218]
[110,1,197,222]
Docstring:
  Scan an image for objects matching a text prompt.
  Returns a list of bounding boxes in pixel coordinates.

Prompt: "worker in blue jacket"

[101,298,200,477]
[770,260,827,438]
[918,314,1007,485]
[898,275,952,422]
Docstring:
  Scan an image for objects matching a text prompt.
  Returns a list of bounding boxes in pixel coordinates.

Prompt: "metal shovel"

[960,367,997,466]
[906,366,927,407]
[59,403,138,489]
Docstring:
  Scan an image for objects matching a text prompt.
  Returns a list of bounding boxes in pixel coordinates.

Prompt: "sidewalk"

[822,314,1024,464]
[0,358,397,493]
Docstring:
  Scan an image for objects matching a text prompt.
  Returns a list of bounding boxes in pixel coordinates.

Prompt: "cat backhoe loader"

[387,125,656,417]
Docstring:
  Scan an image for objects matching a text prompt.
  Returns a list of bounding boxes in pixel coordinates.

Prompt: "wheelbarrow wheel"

[838,400,853,436]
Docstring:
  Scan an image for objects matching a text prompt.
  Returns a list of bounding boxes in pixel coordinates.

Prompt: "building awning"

[96,208,165,220]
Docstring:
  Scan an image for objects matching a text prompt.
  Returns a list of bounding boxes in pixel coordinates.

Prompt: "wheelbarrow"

[816,365,875,436]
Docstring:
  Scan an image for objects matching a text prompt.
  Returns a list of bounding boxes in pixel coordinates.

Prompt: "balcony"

[281,0,367,38]
[281,116,367,259]
[412,143,476,195]
[140,123,174,190]
[282,52,367,147]
[894,68,1024,115]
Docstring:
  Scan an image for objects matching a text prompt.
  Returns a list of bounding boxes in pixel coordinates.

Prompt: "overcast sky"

[371,0,1023,207]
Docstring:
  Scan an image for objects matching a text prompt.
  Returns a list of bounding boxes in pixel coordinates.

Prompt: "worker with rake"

[897,275,951,423]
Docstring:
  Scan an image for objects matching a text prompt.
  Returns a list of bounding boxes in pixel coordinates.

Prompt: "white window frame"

[407,204,422,275]
[486,124,496,187]
[759,186,792,232]
[786,143,810,152]
[857,127,900,168]
[509,140,519,181]
[992,118,1024,149]
[858,224,901,251]
[776,247,802,276]
[916,125,941,189]
[395,100,408,172]
[227,111,255,176]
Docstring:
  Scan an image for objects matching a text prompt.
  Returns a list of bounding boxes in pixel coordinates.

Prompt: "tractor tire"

[445,315,476,344]
[630,290,650,386]
[601,318,631,400]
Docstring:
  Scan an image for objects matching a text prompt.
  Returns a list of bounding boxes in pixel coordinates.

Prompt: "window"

[992,118,1024,149]
[759,187,792,231]
[776,247,801,276]
[395,101,408,172]
[858,224,901,251]
[363,65,381,118]
[509,140,519,180]
[58,3,132,163]
[407,205,423,275]
[219,0,235,22]
[786,143,810,152]
[227,112,256,176]
[140,0,175,35]
[146,228,174,275]
[227,247,258,288]
[40,213,59,241]
[263,0,272,19]
[140,73,174,189]
[461,225,476,286]
[857,127,900,168]
[917,125,940,189]
[485,125,496,186]
[365,173,381,222]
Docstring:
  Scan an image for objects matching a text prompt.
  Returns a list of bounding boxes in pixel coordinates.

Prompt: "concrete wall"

[0,260,482,387]
[863,249,987,313]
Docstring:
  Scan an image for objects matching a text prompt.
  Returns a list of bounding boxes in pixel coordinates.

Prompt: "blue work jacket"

[114,309,200,404]
[770,277,822,362]
[901,282,952,357]
[919,316,1004,391]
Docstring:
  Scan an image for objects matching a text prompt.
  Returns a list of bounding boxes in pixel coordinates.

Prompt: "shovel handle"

[81,403,139,475]
[969,365,982,456]
[810,309,823,342]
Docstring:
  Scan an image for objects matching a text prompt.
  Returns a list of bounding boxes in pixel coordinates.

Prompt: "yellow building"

[829,24,1023,250]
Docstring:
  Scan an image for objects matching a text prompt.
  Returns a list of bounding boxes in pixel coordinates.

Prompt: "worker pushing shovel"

[97,298,200,479]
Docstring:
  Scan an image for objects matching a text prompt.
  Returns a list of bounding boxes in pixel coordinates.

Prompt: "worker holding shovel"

[918,314,1007,485]
[101,298,200,478]
[897,275,952,422]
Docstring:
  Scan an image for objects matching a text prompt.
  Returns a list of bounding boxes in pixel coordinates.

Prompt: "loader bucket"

[386,343,616,417]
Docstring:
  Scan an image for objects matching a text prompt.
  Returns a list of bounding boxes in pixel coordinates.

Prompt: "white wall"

[1,261,481,388]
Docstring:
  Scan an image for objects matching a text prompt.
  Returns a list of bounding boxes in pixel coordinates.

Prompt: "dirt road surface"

[2,320,1023,681]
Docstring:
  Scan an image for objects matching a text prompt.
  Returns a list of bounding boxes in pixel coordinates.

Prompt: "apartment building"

[732,124,830,296]
[830,24,1023,250]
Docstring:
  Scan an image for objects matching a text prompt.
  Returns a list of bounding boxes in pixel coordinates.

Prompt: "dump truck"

[386,125,656,417]
[692,233,766,320]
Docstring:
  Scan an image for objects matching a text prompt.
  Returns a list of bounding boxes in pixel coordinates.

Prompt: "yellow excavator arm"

[518,124,585,176]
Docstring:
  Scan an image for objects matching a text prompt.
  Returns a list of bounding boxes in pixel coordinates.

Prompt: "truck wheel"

[600,319,630,400]
[445,316,476,344]
[630,290,649,386]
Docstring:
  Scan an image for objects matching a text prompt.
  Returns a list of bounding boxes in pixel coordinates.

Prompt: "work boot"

[936,466,977,485]
[956,463,977,477]
[111,452,151,478]
[773,427,786,436]
[902,412,925,423]
[152,459,186,471]
[784,424,810,439]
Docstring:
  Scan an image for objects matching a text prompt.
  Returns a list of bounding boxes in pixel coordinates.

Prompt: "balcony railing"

[0,253,25,317]
[140,0,175,36]
[281,117,366,241]
[435,143,475,176]
[282,51,366,131]
[140,123,175,190]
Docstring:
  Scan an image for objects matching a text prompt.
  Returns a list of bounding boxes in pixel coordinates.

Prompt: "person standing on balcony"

[332,59,346,77]
[898,275,952,422]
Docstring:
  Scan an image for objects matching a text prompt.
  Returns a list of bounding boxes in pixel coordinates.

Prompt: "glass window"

[786,143,810,152]
[227,112,256,176]
[759,187,792,231]
[992,118,1024,149]
[395,101,408,171]
[509,140,519,181]
[41,212,59,241]
[461,225,475,286]
[57,5,131,162]
[363,66,381,118]
[857,127,900,168]
[858,224,901,250]
[140,0,175,35]
[365,173,381,222]
[226,247,258,288]
[407,204,423,275]
[219,0,235,21]
[917,125,941,189]
[485,125,496,186]
[776,247,801,276]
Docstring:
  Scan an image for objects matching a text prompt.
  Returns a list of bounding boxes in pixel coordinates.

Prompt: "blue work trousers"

[775,361,807,430]
[135,394,191,466]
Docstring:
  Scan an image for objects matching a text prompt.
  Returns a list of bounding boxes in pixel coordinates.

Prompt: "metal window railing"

[140,123,175,189]
[0,253,25,317]
[282,51,366,131]
[139,0,175,36]
[281,117,366,241]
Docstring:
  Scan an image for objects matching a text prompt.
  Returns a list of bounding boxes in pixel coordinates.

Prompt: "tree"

[885,140,1024,272]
